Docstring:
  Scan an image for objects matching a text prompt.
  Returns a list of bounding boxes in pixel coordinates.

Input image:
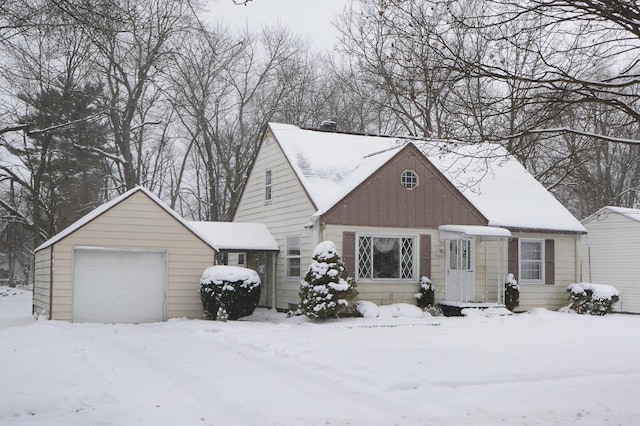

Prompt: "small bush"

[414,276,435,308]
[504,273,520,311]
[200,265,261,320]
[567,283,619,316]
[299,241,358,320]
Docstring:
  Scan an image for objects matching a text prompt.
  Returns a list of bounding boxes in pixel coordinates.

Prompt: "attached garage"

[33,187,219,322]
[73,248,167,323]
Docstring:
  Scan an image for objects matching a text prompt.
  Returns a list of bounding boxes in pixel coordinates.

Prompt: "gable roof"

[188,221,279,251]
[35,186,219,252]
[582,206,640,224]
[268,122,586,233]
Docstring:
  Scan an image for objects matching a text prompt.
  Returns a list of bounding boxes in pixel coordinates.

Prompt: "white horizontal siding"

[47,191,216,321]
[515,232,580,312]
[33,248,51,317]
[582,213,640,313]
[234,132,317,310]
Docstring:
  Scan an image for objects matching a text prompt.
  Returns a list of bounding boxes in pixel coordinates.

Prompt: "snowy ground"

[2,287,639,426]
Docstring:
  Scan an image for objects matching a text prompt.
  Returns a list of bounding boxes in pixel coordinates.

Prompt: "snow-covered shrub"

[355,300,379,318]
[504,273,520,312]
[199,265,261,320]
[414,276,435,308]
[299,241,358,320]
[566,283,619,316]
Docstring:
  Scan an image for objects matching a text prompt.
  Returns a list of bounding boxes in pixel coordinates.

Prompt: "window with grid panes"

[357,235,415,279]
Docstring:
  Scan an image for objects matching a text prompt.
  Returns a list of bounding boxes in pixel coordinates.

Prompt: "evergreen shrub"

[299,241,358,320]
[567,283,619,315]
[504,273,520,311]
[200,265,261,320]
[414,276,435,308]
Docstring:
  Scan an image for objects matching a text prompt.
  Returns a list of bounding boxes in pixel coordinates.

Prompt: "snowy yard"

[1,287,639,426]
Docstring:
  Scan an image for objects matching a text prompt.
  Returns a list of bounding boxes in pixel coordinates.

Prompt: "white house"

[233,123,586,312]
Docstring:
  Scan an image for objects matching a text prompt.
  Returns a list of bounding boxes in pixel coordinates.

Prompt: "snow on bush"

[566,282,619,316]
[414,276,435,308]
[355,300,379,318]
[299,241,358,320]
[355,301,428,318]
[461,307,512,317]
[378,303,426,318]
[200,265,261,320]
[504,273,520,312]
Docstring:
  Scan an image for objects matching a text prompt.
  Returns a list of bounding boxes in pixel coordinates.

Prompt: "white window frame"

[519,238,545,284]
[238,253,245,266]
[286,235,301,279]
[401,170,419,190]
[265,169,272,203]
[356,234,417,281]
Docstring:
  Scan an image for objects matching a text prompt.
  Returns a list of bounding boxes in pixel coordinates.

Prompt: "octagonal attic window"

[401,170,418,190]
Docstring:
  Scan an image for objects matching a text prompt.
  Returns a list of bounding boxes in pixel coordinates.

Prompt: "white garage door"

[73,248,167,323]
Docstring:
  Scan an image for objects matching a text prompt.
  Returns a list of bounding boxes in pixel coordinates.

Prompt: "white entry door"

[73,248,167,323]
[445,238,476,302]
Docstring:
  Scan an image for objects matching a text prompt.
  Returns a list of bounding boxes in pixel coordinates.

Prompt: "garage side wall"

[50,192,215,320]
[33,247,52,318]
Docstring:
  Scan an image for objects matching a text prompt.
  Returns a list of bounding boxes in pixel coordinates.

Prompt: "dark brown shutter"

[342,232,356,276]
[508,238,519,281]
[420,234,432,279]
[545,239,555,285]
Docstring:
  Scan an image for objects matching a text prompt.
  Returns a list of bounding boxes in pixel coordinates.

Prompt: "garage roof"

[35,186,219,252]
[187,221,279,251]
[35,186,280,254]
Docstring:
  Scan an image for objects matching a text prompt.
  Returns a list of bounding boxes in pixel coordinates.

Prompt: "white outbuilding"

[581,206,640,313]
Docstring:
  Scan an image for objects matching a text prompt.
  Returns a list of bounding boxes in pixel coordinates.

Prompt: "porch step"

[439,302,509,317]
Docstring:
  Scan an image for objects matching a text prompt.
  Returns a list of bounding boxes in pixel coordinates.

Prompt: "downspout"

[576,235,583,283]
[49,245,54,320]
[484,238,488,303]
[272,252,278,310]
[307,215,321,248]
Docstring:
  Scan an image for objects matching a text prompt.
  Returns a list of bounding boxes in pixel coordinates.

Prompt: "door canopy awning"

[438,225,511,241]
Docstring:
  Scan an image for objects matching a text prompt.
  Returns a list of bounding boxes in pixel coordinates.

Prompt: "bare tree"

[166,25,307,221]
[444,0,640,146]
[335,0,478,138]
[51,0,200,191]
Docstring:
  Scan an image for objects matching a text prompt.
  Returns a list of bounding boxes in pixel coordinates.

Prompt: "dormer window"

[401,170,418,190]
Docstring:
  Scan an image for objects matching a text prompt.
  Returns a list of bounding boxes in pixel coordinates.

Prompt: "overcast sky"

[204,0,347,50]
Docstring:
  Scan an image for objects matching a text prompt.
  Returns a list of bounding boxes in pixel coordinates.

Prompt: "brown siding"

[545,239,555,285]
[508,238,519,281]
[420,234,431,278]
[342,231,356,277]
[322,145,487,228]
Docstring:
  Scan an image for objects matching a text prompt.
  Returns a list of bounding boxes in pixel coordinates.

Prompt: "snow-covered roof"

[269,123,586,233]
[438,225,511,241]
[582,206,640,224]
[270,123,403,215]
[188,221,279,251]
[35,187,218,252]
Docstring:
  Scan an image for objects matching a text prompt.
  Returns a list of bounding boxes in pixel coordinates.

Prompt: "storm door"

[445,238,476,302]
